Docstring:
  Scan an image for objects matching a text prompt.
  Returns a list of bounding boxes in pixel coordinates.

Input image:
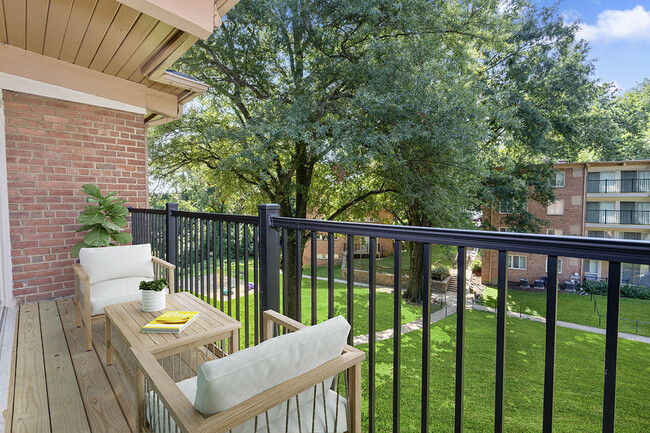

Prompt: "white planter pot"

[141,290,166,312]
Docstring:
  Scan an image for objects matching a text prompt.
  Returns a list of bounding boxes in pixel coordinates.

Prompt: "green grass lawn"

[304,244,457,279]
[358,310,650,432]
[200,277,429,350]
[479,287,650,337]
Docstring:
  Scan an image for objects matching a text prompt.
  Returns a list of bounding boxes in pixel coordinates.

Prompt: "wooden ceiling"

[0,0,239,123]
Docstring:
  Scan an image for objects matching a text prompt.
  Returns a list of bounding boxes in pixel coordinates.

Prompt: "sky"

[534,0,650,92]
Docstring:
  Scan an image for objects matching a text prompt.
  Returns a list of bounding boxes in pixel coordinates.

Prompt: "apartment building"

[482,160,650,287]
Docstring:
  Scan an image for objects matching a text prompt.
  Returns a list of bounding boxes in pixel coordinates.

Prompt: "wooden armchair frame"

[73,255,175,351]
[131,310,365,433]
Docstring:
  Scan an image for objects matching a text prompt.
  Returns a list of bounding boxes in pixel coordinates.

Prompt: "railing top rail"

[172,209,258,225]
[271,217,650,265]
[128,207,166,215]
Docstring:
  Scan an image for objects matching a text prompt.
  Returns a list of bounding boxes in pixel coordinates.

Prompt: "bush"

[471,259,482,274]
[431,265,450,280]
[583,279,650,300]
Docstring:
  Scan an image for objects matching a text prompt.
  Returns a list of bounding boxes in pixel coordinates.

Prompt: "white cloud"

[577,5,650,43]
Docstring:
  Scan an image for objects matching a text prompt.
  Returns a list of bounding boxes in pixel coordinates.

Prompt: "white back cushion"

[79,244,154,285]
[194,315,350,417]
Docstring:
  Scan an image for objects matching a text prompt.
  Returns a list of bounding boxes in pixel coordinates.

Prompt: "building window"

[552,172,565,187]
[547,228,564,236]
[584,259,599,277]
[316,234,328,241]
[499,202,528,214]
[499,227,514,233]
[316,254,328,259]
[587,230,612,238]
[545,258,563,274]
[507,255,527,270]
[547,199,564,215]
[621,232,641,240]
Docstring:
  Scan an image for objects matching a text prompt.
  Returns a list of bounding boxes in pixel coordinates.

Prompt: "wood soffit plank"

[0,0,237,120]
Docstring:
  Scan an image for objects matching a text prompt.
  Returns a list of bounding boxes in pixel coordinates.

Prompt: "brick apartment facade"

[482,160,650,287]
[4,91,148,303]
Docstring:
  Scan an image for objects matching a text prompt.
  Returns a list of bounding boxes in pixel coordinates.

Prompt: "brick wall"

[481,165,586,286]
[4,90,148,303]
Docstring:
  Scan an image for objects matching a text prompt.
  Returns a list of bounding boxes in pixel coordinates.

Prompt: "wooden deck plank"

[56,299,131,433]
[2,307,19,431]
[40,300,91,433]
[12,304,49,433]
[91,321,136,432]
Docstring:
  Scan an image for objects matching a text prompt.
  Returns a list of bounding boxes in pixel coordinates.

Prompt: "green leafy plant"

[72,184,132,257]
[471,259,482,274]
[431,265,450,281]
[139,278,168,292]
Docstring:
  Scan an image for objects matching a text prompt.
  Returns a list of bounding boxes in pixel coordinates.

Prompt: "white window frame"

[499,227,514,233]
[316,234,328,241]
[547,199,565,216]
[545,258,563,274]
[316,253,328,259]
[552,171,566,188]
[507,255,527,270]
[547,228,564,236]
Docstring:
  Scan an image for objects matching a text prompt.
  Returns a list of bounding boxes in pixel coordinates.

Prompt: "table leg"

[230,329,239,354]
[106,315,113,365]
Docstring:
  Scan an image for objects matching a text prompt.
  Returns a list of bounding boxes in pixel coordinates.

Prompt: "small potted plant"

[139,278,168,312]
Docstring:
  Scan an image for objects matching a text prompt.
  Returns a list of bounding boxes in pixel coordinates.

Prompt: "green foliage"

[72,184,132,257]
[431,265,450,281]
[583,280,650,300]
[471,259,482,274]
[139,278,168,292]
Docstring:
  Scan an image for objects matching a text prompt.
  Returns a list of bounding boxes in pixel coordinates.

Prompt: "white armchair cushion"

[164,377,346,433]
[194,315,350,422]
[79,244,154,285]
[88,277,168,315]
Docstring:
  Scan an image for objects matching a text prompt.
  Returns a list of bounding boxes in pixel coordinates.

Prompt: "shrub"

[431,265,450,280]
[471,259,482,274]
[583,279,650,300]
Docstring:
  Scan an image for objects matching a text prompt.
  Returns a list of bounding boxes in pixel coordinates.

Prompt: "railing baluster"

[295,229,302,323]
[347,235,354,346]
[369,237,377,433]
[328,233,334,319]
[455,246,466,433]
[311,231,317,326]
[190,218,195,296]
[602,261,621,433]
[421,243,431,433]
[227,222,232,316]
[543,255,559,433]
[393,240,401,433]
[212,220,217,307]
[235,222,240,325]
[253,225,259,345]
[219,221,224,312]
[495,250,508,433]
[200,218,205,300]
[282,228,288,317]
[244,224,250,348]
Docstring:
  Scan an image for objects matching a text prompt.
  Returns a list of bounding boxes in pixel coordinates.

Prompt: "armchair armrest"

[72,263,90,283]
[131,344,204,433]
[152,256,176,291]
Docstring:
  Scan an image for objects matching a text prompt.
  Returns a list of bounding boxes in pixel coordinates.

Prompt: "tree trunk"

[402,204,428,304]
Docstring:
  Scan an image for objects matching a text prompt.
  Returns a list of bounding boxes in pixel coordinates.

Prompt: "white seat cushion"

[89,277,168,315]
[194,315,350,425]
[158,378,346,433]
[80,244,154,285]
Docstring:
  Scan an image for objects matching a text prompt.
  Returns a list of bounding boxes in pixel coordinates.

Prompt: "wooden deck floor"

[6,298,135,433]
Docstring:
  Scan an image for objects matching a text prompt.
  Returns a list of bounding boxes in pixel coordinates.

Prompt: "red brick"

[5,90,147,303]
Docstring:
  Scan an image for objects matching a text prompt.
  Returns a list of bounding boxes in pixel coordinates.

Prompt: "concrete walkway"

[353,295,650,345]
[472,304,650,344]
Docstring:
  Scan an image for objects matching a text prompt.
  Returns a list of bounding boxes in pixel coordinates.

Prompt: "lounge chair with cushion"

[131,310,365,433]
[73,243,175,351]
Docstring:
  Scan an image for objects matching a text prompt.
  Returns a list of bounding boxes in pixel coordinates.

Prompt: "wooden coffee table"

[104,291,240,387]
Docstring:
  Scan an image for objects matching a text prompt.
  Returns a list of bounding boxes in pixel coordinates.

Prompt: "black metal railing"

[130,202,650,433]
[585,209,650,225]
[587,178,650,193]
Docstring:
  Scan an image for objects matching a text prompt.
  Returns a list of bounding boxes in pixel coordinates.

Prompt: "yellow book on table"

[141,311,200,333]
